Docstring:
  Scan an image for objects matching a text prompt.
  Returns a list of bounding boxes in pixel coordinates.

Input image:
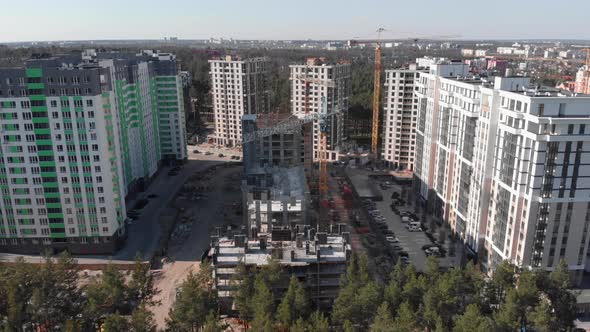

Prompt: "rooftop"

[214,235,350,267]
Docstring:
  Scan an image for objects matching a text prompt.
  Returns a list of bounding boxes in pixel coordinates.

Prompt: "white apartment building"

[0,51,186,254]
[209,56,269,147]
[383,64,423,170]
[382,59,466,170]
[290,58,351,162]
[414,67,590,284]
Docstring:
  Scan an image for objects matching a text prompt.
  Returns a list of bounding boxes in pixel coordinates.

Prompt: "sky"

[1,0,589,42]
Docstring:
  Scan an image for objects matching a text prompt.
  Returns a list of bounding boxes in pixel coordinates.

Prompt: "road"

[115,161,231,260]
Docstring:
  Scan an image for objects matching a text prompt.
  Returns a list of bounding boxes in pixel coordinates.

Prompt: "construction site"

[206,53,421,315]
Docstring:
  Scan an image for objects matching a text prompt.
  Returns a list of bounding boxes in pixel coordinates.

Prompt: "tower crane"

[293,72,336,201]
[348,31,459,161]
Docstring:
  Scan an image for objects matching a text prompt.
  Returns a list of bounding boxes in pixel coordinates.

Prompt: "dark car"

[147,194,159,199]
[218,153,225,157]
[383,229,394,236]
[205,151,213,155]
[192,149,200,154]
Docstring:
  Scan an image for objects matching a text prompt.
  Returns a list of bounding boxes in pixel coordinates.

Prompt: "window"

[580,124,586,135]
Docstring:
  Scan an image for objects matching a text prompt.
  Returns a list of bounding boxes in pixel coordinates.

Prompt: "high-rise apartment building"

[209,56,270,147]
[382,58,463,170]
[414,66,590,284]
[290,58,351,162]
[382,64,423,170]
[0,50,186,254]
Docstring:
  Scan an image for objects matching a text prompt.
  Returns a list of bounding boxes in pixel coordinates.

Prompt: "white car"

[386,236,399,244]
[408,226,422,232]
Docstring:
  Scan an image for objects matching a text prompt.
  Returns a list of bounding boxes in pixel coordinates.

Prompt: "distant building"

[575,65,590,95]
[487,59,508,76]
[556,81,576,92]
[475,49,488,57]
[209,56,270,146]
[465,58,488,73]
[461,49,474,57]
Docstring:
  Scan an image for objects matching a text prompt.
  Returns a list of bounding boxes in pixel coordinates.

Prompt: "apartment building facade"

[290,58,351,162]
[382,64,423,170]
[414,68,590,284]
[0,51,186,254]
[209,56,270,147]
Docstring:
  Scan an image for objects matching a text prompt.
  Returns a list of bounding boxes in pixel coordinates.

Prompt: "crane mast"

[371,44,382,157]
[371,27,385,158]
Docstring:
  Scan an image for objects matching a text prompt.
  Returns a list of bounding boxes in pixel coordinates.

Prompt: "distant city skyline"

[1,0,589,43]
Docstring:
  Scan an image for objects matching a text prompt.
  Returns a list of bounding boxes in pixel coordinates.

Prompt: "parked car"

[408,226,422,232]
[425,247,441,256]
[205,151,213,155]
[218,153,225,157]
[383,229,394,236]
[386,236,399,244]
[147,194,159,199]
[192,149,200,154]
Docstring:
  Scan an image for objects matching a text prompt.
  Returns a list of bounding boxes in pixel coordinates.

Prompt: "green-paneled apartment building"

[0,50,186,254]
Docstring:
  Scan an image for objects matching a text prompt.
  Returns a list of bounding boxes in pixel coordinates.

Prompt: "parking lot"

[355,172,462,272]
[366,184,432,271]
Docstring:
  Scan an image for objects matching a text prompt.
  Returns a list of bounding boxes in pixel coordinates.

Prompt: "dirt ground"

[150,164,243,328]
[150,261,200,328]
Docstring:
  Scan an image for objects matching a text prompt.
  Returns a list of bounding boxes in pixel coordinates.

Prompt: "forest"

[0,251,576,331]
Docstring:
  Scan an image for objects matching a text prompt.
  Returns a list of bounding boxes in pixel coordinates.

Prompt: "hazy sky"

[1,0,589,42]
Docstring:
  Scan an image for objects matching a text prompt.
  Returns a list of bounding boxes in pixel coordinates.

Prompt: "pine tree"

[202,312,222,332]
[307,311,330,332]
[290,318,307,332]
[453,304,494,332]
[276,276,308,327]
[29,252,82,328]
[370,302,395,332]
[529,301,556,332]
[333,253,381,327]
[232,263,255,321]
[393,301,418,332]
[102,313,128,332]
[128,254,161,307]
[251,274,274,326]
[130,304,157,332]
[166,271,218,331]
[83,262,127,325]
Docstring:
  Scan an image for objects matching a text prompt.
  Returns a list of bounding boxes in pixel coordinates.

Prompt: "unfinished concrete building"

[241,166,310,237]
[212,227,351,313]
[290,58,351,162]
[242,113,303,174]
